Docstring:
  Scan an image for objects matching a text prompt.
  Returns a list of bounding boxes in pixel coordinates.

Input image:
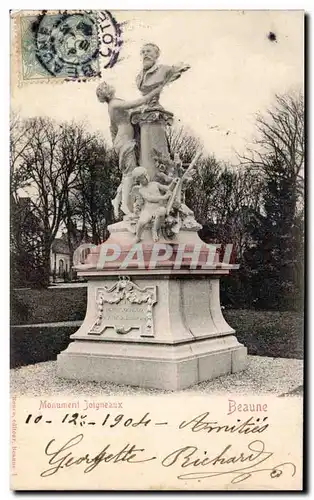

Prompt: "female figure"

[96,81,162,218]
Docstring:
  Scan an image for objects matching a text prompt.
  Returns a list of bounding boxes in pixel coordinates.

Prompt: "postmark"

[13,10,123,83]
[35,12,100,78]
[97,10,123,70]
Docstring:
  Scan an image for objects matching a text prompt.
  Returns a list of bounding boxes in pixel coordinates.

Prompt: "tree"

[10,114,45,287]
[11,116,121,286]
[185,155,221,226]
[186,160,264,309]
[186,158,263,251]
[240,93,304,310]
[10,196,44,287]
[166,124,264,262]
[10,112,34,197]
[241,92,304,205]
[16,117,86,287]
[166,124,202,163]
[67,137,120,245]
[58,122,104,277]
[213,167,263,255]
[243,157,304,310]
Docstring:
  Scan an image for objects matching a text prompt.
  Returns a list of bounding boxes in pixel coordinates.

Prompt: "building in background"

[50,233,71,278]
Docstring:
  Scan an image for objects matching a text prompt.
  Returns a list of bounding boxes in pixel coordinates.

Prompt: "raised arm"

[182,151,202,180]
[163,63,191,86]
[156,182,170,193]
[140,187,170,204]
[112,86,163,111]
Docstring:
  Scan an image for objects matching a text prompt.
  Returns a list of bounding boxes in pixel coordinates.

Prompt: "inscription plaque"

[89,277,157,337]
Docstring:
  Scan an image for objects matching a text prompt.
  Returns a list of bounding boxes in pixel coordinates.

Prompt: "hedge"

[10,308,303,369]
[11,288,87,325]
[10,325,77,368]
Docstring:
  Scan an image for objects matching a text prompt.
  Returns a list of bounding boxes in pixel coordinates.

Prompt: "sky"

[11,10,304,162]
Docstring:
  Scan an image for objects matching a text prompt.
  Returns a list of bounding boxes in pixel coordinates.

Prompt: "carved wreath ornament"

[89,276,157,337]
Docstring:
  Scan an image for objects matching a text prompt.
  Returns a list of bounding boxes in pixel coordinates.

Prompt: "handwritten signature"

[40,434,296,484]
[161,439,296,484]
[41,434,156,477]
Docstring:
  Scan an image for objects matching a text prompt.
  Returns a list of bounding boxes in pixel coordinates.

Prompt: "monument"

[57,43,247,390]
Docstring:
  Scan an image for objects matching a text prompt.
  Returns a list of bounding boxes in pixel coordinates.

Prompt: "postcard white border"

[2,1,311,498]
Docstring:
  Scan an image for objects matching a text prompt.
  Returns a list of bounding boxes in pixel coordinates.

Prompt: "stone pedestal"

[131,108,174,180]
[57,269,247,390]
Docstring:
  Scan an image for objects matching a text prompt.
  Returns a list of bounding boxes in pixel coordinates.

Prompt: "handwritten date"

[26,412,152,428]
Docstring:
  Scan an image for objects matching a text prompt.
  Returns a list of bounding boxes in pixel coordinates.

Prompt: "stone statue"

[96,46,201,242]
[96,81,162,218]
[131,166,174,242]
[59,35,247,393]
[136,43,190,108]
[131,43,191,180]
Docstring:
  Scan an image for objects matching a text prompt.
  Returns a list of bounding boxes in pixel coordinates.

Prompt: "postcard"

[10,10,304,491]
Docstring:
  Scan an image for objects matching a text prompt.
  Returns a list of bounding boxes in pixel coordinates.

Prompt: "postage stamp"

[9,9,304,492]
[12,10,123,83]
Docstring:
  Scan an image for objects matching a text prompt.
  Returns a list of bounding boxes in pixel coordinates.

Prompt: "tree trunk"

[41,244,51,289]
[65,222,74,281]
[91,218,100,245]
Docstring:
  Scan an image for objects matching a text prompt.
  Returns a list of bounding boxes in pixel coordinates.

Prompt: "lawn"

[10,287,303,367]
[224,309,303,360]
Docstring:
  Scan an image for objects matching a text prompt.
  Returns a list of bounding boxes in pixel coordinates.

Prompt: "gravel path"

[11,355,303,397]
[48,283,87,289]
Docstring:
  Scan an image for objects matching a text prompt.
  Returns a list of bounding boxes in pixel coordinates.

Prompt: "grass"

[224,309,303,360]
[10,288,303,365]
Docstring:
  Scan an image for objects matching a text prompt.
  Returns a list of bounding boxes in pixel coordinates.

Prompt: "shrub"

[11,288,87,325]
[10,325,77,368]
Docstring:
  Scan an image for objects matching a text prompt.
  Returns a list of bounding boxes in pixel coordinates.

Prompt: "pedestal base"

[57,337,247,391]
[57,272,247,390]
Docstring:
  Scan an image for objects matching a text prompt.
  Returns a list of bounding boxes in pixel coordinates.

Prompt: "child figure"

[131,167,173,242]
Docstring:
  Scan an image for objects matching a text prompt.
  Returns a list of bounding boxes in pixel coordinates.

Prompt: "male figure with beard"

[133,43,190,180]
[135,43,190,108]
